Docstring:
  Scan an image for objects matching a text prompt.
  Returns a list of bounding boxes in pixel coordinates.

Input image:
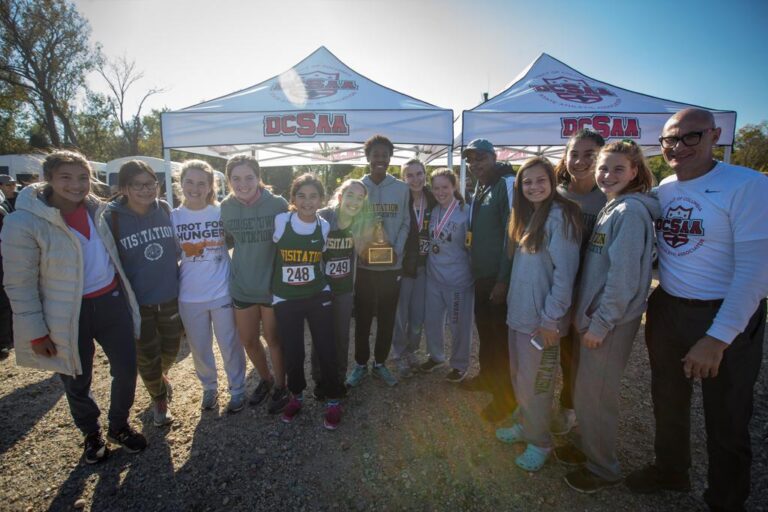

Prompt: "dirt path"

[1,318,766,512]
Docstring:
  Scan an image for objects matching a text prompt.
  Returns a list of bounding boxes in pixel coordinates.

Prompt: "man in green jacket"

[460,139,516,422]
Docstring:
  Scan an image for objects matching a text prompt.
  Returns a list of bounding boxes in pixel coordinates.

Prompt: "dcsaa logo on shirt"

[656,200,705,254]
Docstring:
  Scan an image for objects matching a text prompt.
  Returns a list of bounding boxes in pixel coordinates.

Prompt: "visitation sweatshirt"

[105,199,179,305]
[220,189,288,304]
[506,204,581,335]
[426,202,473,290]
[358,174,410,271]
[572,193,661,338]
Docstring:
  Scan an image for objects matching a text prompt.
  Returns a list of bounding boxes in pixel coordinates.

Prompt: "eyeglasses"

[129,181,158,192]
[658,128,714,149]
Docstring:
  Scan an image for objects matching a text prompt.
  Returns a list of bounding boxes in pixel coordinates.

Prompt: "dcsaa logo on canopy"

[271,66,359,105]
[530,75,621,108]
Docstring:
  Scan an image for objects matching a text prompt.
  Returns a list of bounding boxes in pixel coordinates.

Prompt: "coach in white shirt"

[626,108,768,512]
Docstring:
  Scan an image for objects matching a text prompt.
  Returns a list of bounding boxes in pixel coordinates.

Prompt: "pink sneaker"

[280,396,302,423]
[324,402,342,430]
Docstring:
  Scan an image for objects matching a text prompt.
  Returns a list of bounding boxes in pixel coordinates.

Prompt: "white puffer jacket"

[1,183,141,376]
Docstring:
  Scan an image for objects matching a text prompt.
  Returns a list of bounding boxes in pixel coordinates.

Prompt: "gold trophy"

[367,218,394,265]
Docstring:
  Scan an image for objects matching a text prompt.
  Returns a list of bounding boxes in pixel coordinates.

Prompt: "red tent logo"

[534,77,615,104]
[272,70,358,100]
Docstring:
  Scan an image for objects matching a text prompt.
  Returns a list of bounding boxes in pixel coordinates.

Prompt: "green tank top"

[272,213,326,300]
[324,213,355,295]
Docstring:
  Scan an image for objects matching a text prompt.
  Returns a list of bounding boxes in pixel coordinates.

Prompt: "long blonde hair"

[508,157,582,255]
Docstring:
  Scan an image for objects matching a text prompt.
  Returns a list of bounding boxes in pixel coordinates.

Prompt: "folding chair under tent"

[160,46,454,202]
[426,53,736,189]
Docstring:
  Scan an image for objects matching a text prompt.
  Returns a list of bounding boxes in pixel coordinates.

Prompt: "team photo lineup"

[1,102,767,511]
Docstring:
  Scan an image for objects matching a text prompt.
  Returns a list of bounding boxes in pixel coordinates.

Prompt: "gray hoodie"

[426,203,473,289]
[573,193,661,338]
[104,199,179,305]
[358,174,410,271]
[506,203,581,335]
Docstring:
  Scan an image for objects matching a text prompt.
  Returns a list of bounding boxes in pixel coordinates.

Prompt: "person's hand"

[581,331,605,349]
[31,336,57,358]
[536,327,560,348]
[489,282,507,305]
[682,335,728,379]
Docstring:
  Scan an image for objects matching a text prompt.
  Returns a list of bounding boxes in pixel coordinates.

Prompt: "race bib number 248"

[282,265,314,284]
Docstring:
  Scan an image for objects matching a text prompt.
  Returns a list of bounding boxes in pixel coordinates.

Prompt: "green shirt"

[272,213,327,300]
[221,189,288,303]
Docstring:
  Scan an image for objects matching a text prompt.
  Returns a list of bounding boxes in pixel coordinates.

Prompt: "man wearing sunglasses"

[627,108,768,512]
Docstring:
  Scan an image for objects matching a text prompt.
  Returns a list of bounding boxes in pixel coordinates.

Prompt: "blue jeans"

[60,288,138,435]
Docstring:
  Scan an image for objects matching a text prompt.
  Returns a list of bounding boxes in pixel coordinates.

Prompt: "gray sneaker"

[201,389,219,410]
[227,393,246,413]
[153,399,174,427]
[345,364,368,388]
[395,358,414,379]
[372,364,398,387]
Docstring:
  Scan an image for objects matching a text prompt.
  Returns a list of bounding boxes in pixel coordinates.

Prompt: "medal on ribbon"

[431,199,458,255]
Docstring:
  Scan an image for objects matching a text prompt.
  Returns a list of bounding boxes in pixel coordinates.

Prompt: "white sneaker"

[550,407,577,435]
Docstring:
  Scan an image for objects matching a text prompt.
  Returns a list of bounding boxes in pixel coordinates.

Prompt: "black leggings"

[353,268,401,365]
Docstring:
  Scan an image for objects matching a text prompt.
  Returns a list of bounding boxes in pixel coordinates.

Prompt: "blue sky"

[76,0,768,129]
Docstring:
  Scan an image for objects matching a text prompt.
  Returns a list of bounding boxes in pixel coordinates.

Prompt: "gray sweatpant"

[573,316,642,480]
[391,266,427,360]
[509,328,560,448]
[178,296,247,396]
[424,283,474,372]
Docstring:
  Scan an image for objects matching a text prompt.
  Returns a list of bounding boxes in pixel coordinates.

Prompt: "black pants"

[474,277,516,411]
[558,325,579,409]
[354,268,401,365]
[0,284,13,349]
[60,289,138,435]
[275,291,344,399]
[646,287,766,512]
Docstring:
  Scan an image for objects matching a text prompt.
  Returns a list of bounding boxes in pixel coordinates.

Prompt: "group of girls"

[495,131,659,494]
[3,129,661,487]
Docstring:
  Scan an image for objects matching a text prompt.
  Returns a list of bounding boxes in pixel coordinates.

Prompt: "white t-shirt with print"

[171,204,231,303]
[655,161,768,300]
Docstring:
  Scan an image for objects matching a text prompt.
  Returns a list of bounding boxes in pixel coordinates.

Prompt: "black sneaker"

[554,444,587,467]
[565,467,623,494]
[83,430,109,464]
[249,379,273,406]
[107,426,148,454]
[625,465,691,494]
[0,347,10,360]
[267,386,290,414]
[419,359,445,373]
[445,369,467,383]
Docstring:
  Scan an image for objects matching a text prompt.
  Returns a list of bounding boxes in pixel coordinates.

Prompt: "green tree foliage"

[0,0,98,147]
[0,80,31,153]
[732,122,768,173]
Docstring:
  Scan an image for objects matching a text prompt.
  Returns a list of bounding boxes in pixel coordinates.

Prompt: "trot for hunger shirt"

[172,204,230,303]
[655,161,768,300]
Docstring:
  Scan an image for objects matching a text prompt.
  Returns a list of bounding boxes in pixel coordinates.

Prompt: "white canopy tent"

[161,46,453,183]
[427,53,737,188]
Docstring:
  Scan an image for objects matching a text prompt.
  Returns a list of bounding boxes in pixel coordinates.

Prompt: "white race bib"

[418,238,431,256]
[326,258,351,278]
[282,265,315,284]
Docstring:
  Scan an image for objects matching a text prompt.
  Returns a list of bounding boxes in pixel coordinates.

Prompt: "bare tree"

[97,55,163,155]
[0,0,97,147]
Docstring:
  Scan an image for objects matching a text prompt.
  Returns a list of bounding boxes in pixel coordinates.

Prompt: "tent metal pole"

[163,149,173,205]
[459,152,466,198]
[724,145,732,163]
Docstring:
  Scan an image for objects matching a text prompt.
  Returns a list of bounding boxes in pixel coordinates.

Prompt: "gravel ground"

[1,302,766,511]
